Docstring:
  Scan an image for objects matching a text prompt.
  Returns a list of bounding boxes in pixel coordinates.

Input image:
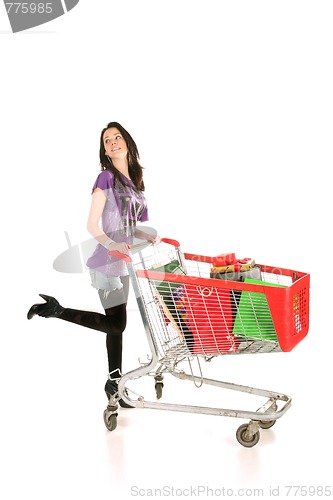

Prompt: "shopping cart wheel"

[103,409,118,432]
[236,424,260,448]
[259,419,276,429]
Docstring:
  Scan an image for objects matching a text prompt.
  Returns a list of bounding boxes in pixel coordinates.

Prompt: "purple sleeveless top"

[86,169,148,276]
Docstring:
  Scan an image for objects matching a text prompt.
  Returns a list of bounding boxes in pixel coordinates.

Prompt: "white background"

[0,1,332,499]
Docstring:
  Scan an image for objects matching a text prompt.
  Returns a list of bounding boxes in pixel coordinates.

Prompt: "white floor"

[2,282,331,500]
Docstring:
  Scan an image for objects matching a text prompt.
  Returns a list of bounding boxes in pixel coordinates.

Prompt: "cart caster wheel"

[155,382,163,400]
[259,419,276,429]
[236,424,260,448]
[103,410,117,432]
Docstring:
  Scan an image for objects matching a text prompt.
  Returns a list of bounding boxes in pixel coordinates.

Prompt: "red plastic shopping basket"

[136,248,310,354]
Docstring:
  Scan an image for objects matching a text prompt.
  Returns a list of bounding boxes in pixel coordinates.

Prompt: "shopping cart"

[104,238,310,447]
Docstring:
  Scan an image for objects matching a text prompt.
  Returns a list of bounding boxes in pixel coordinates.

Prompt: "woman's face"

[103,127,128,161]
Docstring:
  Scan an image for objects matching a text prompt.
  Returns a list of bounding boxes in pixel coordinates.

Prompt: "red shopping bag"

[182,284,239,354]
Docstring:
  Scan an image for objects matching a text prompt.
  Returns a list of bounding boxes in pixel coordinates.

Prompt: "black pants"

[58,276,130,375]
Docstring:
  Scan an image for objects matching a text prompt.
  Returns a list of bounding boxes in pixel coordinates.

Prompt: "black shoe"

[104,379,134,408]
[27,294,64,320]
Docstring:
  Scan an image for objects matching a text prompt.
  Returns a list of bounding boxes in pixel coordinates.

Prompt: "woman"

[27,122,160,407]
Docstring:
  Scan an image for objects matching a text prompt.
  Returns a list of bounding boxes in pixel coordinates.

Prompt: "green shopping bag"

[232,278,286,342]
[152,260,186,296]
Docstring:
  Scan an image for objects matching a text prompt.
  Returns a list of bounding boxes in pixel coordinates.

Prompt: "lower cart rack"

[103,238,309,447]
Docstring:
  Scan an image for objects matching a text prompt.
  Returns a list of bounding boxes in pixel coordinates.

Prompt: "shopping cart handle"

[161,238,180,247]
[107,250,132,263]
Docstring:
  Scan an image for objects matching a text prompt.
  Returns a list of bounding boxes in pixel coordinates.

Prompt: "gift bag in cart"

[178,283,239,354]
[104,238,310,447]
[151,260,239,355]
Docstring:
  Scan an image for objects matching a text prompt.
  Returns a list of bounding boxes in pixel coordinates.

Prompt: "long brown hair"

[99,122,145,191]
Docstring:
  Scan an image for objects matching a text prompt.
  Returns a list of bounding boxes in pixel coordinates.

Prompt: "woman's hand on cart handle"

[107,242,132,262]
[134,229,161,245]
[108,242,130,254]
[146,235,161,245]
